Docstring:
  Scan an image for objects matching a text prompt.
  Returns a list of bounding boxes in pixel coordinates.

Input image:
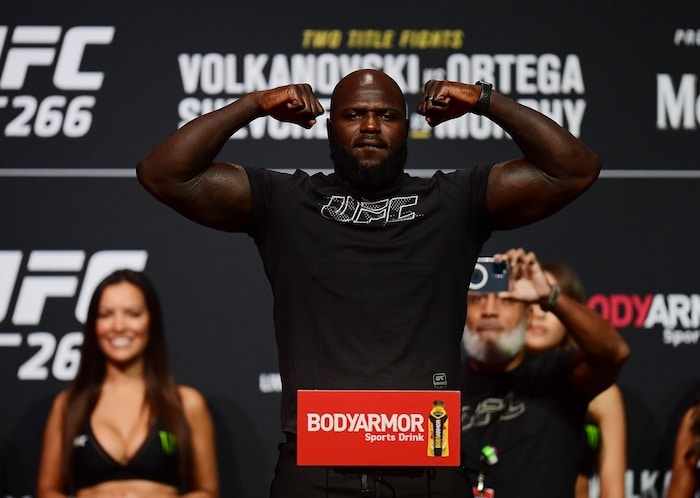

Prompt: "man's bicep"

[170,162,253,232]
[486,159,568,230]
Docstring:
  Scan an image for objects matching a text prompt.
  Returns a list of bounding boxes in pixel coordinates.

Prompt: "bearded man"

[137,67,605,497]
[461,247,629,498]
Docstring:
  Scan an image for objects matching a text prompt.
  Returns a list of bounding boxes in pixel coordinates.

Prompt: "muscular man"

[136,69,601,497]
[461,248,630,498]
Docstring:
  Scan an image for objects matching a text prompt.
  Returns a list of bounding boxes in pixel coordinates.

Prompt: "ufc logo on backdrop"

[0,250,148,381]
[0,25,115,138]
[0,25,115,90]
[0,249,148,325]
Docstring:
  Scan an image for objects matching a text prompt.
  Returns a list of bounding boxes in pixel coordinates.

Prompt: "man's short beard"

[330,137,407,193]
[462,319,527,364]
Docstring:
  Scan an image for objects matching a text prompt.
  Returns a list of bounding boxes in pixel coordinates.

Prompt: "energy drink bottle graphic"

[427,400,449,457]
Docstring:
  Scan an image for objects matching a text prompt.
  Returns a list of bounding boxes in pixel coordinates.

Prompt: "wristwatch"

[540,283,560,312]
[473,80,493,115]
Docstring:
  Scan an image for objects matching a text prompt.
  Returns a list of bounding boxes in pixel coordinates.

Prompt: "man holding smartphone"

[461,248,629,498]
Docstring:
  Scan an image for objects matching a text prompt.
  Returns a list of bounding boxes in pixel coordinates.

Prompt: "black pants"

[269,436,472,498]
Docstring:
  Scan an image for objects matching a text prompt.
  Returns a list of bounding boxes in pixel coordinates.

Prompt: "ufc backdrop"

[1,1,699,497]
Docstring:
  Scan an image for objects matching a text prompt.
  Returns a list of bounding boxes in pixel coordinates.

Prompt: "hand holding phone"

[469,257,510,293]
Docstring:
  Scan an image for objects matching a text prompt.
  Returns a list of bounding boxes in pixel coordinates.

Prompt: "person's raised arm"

[549,291,629,397]
[36,391,69,498]
[497,248,629,397]
[136,84,324,232]
[418,81,601,229]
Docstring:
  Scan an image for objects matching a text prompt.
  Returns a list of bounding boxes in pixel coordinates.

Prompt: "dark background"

[2,2,699,497]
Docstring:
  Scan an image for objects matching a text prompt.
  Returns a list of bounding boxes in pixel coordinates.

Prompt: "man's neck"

[329,170,407,198]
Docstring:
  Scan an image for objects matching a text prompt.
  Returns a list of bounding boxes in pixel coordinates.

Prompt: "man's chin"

[463,323,527,364]
[477,329,507,340]
[356,161,383,172]
[330,138,407,192]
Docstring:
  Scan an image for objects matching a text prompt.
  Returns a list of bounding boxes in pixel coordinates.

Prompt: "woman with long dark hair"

[37,269,218,498]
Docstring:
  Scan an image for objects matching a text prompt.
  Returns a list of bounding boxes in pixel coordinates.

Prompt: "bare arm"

[498,248,629,397]
[589,384,627,498]
[136,84,324,232]
[37,391,70,498]
[418,81,601,229]
[179,386,219,498]
[552,291,630,397]
[667,407,699,498]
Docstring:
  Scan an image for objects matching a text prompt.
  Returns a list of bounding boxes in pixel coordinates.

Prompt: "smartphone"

[469,257,509,293]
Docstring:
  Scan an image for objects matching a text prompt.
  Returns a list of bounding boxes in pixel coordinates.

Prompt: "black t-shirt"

[461,351,591,498]
[245,166,493,433]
